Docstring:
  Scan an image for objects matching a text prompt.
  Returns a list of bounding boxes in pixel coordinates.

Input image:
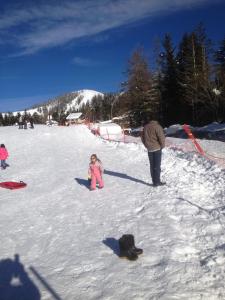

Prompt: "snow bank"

[98,123,122,140]
[89,122,123,140]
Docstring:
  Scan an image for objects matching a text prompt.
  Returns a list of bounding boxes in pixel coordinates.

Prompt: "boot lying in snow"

[120,248,138,261]
[131,246,143,255]
[119,234,143,260]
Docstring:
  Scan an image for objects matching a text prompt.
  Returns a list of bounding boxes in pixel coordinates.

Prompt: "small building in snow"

[66,112,83,125]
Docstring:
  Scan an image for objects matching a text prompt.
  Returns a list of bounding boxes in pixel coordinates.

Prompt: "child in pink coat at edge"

[0,144,9,170]
[88,154,104,190]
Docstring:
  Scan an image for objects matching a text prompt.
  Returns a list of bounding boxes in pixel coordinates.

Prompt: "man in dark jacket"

[142,120,166,186]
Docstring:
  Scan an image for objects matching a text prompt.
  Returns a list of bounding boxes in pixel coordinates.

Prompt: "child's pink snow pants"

[90,166,104,190]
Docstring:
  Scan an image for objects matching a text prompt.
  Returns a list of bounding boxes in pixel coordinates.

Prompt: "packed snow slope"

[1,125,225,300]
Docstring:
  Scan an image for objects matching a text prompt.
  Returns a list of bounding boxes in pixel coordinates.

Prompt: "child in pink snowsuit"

[88,154,104,190]
[0,144,9,169]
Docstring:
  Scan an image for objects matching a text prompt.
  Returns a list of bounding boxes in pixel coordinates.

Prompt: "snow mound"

[98,123,122,139]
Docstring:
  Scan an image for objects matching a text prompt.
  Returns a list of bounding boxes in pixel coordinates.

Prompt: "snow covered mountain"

[11,89,104,116]
[65,89,104,111]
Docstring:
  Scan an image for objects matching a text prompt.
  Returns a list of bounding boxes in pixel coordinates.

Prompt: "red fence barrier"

[182,124,205,155]
[85,121,225,168]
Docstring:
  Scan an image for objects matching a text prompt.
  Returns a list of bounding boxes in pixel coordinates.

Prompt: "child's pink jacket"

[0,148,8,160]
[88,160,104,177]
[88,160,104,189]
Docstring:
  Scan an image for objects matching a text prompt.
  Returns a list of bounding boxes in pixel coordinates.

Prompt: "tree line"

[1,24,225,128]
[80,24,225,127]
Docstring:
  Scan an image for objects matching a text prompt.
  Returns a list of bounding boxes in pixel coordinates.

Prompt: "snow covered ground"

[0,125,225,300]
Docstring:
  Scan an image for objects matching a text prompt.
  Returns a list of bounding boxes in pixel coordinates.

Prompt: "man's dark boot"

[119,234,143,260]
[128,234,143,255]
[119,234,138,260]
[131,246,143,255]
[153,182,166,187]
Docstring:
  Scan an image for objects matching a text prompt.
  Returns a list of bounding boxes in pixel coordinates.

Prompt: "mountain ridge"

[6,89,104,116]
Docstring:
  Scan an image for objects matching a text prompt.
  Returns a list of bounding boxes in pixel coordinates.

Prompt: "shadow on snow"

[102,237,120,257]
[0,254,63,300]
[104,169,150,186]
[74,178,90,189]
[0,254,40,300]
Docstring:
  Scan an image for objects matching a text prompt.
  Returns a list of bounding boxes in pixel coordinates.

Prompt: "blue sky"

[0,0,225,112]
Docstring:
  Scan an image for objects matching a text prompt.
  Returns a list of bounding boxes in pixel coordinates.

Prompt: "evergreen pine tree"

[122,48,158,127]
[214,36,225,121]
[176,24,212,125]
[3,113,10,126]
[102,93,116,120]
[0,113,4,126]
[160,34,180,125]
[32,112,42,124]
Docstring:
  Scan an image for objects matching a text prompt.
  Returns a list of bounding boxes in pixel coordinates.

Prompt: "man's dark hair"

[142,113,159,126]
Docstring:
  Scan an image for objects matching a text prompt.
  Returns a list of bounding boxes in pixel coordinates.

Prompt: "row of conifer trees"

[84,24,225,127]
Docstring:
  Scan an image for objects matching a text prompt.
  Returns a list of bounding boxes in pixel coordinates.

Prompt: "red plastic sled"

[0,181,27,190]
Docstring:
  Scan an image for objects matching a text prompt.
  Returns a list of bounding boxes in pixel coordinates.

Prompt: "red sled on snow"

[0,181,27,190]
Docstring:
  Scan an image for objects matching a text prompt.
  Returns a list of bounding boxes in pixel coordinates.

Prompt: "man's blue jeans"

[1,160,6,168]
[147,150,162,185]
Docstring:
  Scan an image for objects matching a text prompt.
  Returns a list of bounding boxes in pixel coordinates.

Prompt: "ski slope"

[0,125,225,300]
